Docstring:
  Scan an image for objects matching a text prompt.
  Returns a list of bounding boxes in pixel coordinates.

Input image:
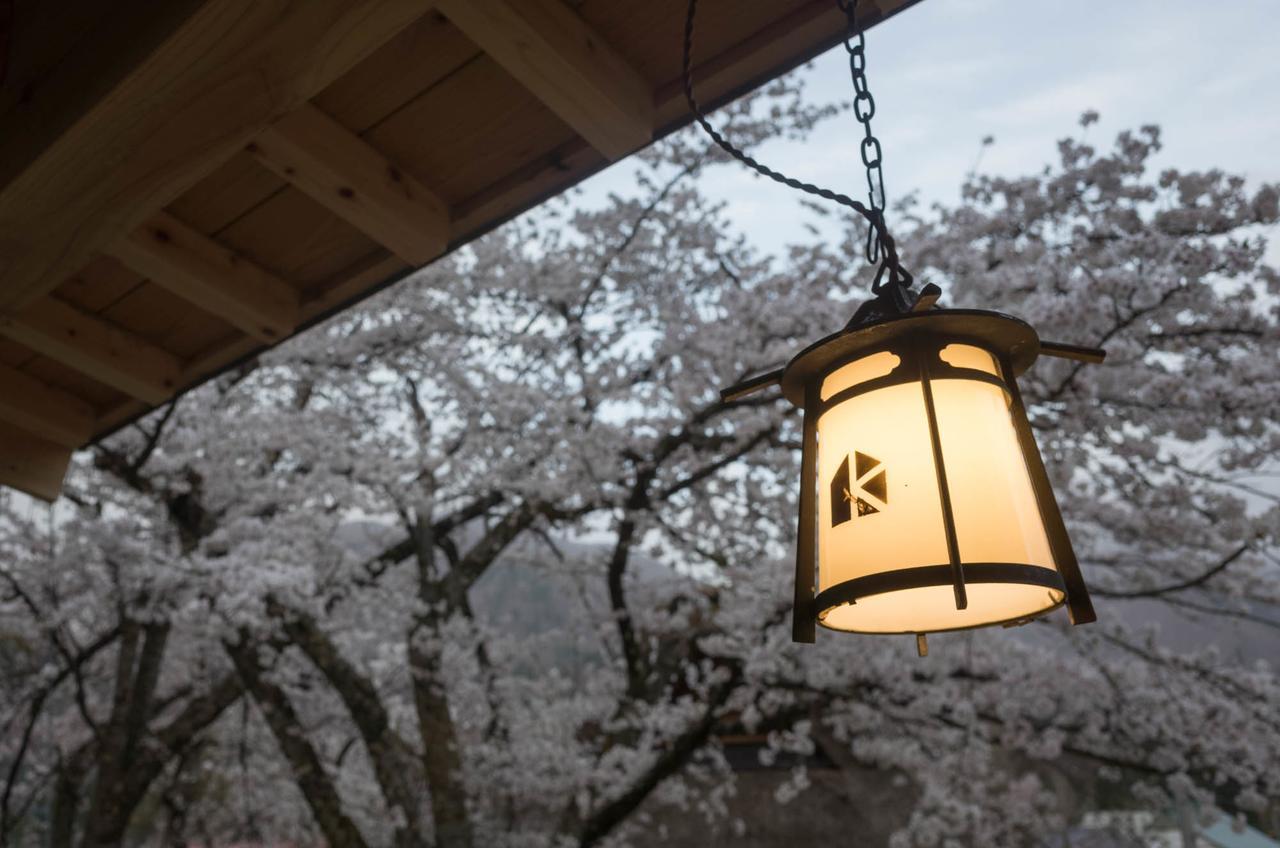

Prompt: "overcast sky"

[586,0,1280,259]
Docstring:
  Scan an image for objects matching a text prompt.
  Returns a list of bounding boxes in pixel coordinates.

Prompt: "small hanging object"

[685,0,1104,645]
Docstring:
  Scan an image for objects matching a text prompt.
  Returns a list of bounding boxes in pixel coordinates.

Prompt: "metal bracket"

[1038,340,1107,364]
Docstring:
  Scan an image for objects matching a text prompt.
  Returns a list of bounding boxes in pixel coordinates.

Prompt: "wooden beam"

[0,300,181,405]
[250,104,449,266]
[652,0,918,128]
[0,0,206,191]
[0,420,73,502]
[0,0,438,313]
[93,251,410,437]
[75,0,927,450]
[436,0,654,160]
[0,364,96,448]
[108,212,300,343]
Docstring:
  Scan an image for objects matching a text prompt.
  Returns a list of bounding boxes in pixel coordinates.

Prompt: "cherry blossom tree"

[1,93,1277,848]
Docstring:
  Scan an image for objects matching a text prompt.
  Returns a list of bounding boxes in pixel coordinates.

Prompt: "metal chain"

[838,0,886,265]
[681,0,914,302]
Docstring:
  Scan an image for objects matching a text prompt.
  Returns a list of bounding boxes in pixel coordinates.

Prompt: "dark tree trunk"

[408,632,474,848]
[282,607,427,847]
[226,638,371,848]
[82,621,171,847]
[408,501,475,848]
[49,762,82,848]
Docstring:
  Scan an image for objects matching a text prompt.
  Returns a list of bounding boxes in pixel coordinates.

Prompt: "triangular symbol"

[862,469,887,503]
[855,450,879,479]
[830,451,888,526]
[830,455,852,527]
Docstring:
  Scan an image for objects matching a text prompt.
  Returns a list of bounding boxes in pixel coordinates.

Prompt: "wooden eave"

[0,0,920,501]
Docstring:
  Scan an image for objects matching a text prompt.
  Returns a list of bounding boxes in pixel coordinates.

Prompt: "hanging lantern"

[684,0,1104,649]
[723,305,1103,649]
[788,307,1105,647]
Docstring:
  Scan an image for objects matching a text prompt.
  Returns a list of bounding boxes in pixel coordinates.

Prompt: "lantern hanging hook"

[682,0,916,313]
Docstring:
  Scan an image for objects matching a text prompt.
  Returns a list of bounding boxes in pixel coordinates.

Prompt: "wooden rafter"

[0,365,96,448]
[436,0,654,160]
[94,0,921,444]
[0,300,181,405]
[0,0,438,313]
[250,104,450,266]
[0,420,73,503]
[93,252,411,437]
[108,212,300,343]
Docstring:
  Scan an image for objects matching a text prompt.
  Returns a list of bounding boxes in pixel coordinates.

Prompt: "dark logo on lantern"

[830,451,887,526]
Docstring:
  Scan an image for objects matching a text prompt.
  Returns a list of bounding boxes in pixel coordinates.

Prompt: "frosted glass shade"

[815,343,1062,633]
[781,310,1093,641]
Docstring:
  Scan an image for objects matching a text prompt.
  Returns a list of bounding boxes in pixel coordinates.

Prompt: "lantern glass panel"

[820,351,900,400]
[816,370,949,591]
[931,376,1054,567]
[813,342,1065,634]
[939,343,998,375]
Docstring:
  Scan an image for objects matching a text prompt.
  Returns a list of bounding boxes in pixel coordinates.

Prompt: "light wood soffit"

[0,0,439,313]
[12,0,927,463]
[0,365,97,448]
[0,300,182,405]
[109,212,301,343]
[0,420,74,503]
[93,252,411,437]
[250,104,449,266]
[436,0,654,160]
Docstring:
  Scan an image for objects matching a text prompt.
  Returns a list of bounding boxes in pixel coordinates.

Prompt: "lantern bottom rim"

[815,563,1066,634]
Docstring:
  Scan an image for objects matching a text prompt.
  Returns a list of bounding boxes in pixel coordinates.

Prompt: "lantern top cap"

[778,308,1040,407]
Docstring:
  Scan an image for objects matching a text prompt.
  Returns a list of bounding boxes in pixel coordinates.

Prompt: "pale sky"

[586,0,1280,259]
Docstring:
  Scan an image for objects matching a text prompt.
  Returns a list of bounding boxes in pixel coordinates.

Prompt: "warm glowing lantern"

[724,307,1101,650]
[784,308,1099,645]
[685,0,1103,650]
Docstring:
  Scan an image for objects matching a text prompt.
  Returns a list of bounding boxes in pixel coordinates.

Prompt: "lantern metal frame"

[723,301,1104,645]
[783,307,1096,642]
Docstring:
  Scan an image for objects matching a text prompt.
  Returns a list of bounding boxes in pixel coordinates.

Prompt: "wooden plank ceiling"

[0,0,919,501]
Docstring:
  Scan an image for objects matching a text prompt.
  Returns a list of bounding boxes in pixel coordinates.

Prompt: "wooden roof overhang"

[0,0,920,501]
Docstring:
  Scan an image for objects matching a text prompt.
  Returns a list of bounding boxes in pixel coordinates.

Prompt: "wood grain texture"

[250,104,449,266]
[436,0,653,160]
[2,0,928,476]
[93,251,410,436]
[0,300,181,404]
[0,0,205,190]
[0,0,437,312]
[109,212,300,342]
[0,419,73,502]
[0,363,96,448]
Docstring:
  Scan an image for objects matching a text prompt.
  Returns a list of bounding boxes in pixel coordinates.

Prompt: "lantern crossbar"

[1002,361,1098,625]
[916,348,969,611]
[813,563,1067,633]
[816,363,1010,416]
[720,367,785,403]
[1039,340,1107,364]
[792,382,821,643]
[720,327,1107,406]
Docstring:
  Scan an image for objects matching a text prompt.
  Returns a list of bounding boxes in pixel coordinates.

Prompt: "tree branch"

[576,666,741,848]
[1093,543,1250,598]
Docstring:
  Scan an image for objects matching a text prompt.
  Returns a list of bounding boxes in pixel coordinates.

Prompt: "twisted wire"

[681,0,912,295]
